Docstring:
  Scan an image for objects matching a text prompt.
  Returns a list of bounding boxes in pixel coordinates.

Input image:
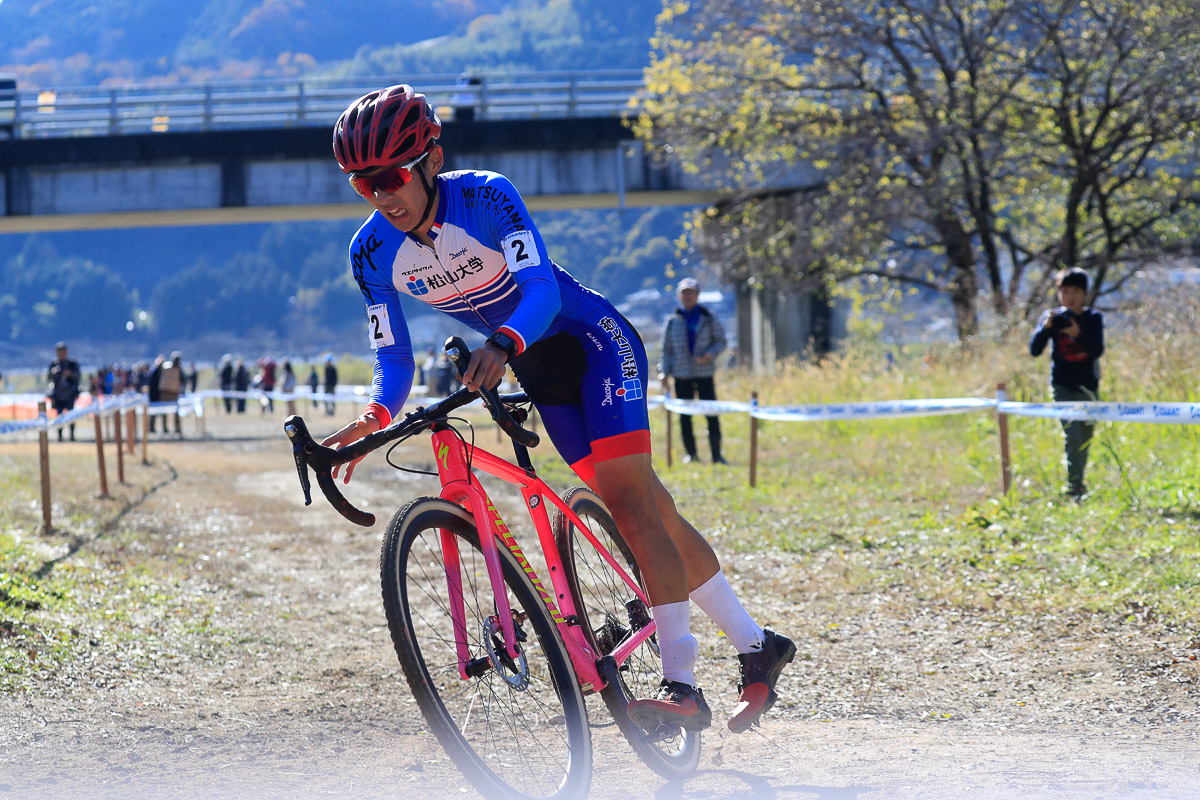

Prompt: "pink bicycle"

[285,338,700,799]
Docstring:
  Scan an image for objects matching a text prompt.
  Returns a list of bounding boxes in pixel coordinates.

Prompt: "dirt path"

[1,414,1197,800]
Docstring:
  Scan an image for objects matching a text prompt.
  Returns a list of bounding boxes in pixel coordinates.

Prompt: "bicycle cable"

[384,415,476,482]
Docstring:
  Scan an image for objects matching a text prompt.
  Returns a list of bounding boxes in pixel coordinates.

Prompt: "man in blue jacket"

[1030,268,1105,499]
[659,278,728,464]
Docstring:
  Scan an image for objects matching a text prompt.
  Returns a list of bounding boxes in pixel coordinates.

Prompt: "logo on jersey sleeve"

[406,275,429,295]
[501,230,541,272]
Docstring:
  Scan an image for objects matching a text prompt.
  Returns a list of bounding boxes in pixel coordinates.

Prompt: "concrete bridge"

[0,71,720,234]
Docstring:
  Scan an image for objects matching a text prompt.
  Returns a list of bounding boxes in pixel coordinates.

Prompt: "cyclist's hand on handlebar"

[320,415,380,484]
[461,343,508,393]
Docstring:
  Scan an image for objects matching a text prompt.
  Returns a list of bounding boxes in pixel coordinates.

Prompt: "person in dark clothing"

[1030,267,1105,499]
[146,354,164,433]
[658,278,729,464]
[47,341,81,441]
[219,355,235,414]
[307,365,320,409]
[323,355,338,416]
[233,359,251,413]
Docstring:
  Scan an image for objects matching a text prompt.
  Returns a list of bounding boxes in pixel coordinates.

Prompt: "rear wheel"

[381,497,592,800]
[553,487,701,778]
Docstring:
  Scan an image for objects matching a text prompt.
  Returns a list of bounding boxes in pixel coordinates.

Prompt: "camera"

[1049,308,1074,332]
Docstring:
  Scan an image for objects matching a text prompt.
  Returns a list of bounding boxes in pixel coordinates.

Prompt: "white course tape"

[662,398,755,415]
[999,401,1200,424]
[751,397,996,421]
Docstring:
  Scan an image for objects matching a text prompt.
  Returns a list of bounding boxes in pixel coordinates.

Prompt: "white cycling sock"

[689,569,765,654]
[651,600,698,686]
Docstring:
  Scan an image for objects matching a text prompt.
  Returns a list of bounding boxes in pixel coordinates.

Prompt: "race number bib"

[366,303,395,349]
[501,230,540,272]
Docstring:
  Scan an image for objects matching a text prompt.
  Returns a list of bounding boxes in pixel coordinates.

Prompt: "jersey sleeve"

[349,232,416,423]
[476,174,561,354]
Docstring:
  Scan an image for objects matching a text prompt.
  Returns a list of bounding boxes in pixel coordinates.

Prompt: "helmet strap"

[412,162,438,231]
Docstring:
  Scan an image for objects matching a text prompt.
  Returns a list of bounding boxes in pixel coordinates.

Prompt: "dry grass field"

[2,325,1199,799]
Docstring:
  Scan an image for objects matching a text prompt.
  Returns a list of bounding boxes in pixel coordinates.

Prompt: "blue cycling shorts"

[509,308,651,483]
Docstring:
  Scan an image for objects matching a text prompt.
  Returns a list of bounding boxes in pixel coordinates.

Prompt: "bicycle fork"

[429,428,612,691]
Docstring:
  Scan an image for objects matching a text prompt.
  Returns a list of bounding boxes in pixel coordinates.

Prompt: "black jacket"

[1030,307,1105,392]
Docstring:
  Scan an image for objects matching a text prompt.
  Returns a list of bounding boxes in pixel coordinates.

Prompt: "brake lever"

[444,336,540,448]
[285,421,314,507]
[283,415,376,528]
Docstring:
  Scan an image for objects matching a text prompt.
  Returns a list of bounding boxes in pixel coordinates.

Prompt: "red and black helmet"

[332,84,442,174]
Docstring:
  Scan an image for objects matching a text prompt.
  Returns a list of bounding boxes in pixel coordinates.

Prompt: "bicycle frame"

[429,426,656,693]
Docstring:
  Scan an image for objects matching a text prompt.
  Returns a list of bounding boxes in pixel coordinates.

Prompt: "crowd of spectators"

[24,344,350,439]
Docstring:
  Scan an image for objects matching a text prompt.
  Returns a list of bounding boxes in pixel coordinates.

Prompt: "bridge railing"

[0,70,646,139]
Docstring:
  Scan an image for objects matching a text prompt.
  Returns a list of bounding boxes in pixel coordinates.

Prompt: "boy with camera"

[1030,267,1105,499]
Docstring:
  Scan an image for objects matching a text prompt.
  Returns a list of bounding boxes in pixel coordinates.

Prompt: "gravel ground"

[1,411,1197,800]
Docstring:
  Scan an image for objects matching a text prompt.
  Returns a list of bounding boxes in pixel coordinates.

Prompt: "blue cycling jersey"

[348,169,651,473]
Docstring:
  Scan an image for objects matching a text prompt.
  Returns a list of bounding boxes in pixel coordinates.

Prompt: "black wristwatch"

[486,331,518,361]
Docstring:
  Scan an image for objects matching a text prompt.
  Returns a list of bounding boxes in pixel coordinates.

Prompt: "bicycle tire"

[552,487,701,778]
[381,497,592,800]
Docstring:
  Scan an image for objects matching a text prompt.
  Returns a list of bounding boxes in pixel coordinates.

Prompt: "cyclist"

[322,84,794,733]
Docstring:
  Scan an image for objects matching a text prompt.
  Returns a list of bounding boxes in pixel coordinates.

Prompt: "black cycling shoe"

[728,628,796,733]
[627,680,712,732]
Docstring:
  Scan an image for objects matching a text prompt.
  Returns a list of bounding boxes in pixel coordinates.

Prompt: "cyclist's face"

[361,146,443,233]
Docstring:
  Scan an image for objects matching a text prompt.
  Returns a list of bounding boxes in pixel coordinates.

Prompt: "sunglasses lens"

[349,152,426,197]
[376,166,412,193]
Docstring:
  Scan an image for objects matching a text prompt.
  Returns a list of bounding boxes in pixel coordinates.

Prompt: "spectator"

[186,362,198,394]
[422,347,437,388]
[453,73,482,121]
[1030,267,1105,500]
[323,354,338,416]
[257,357,277,414]
[658,277,729,465]
[134,361,151,393]
[233,359,251,413]
[89,368,105,399]
[280,359,297,416]
[146,354,165,432]
[158,350,185,437]
[434,350,454,396]
[219,354,235,414]
[307,365,320,409]
[47,341,81,441]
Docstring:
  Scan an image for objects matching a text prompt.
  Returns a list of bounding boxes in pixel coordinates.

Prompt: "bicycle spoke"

[384,500,588,798]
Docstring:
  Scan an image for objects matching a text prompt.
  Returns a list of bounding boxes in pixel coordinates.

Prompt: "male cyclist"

[322,84,794,733]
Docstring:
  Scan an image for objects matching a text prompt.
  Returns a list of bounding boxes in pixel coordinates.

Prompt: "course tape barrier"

[751,397,996,422]
[8,392,1200,439]
[0,393,149,437]
[998,400,1200,424]
[652,396,1200,426]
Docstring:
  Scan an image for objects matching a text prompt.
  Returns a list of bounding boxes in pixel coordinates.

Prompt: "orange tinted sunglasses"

[349,151,429,197]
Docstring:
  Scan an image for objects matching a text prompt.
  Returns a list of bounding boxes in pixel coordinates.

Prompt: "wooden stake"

[113,408,125,484]
[38,401,51,533]
[749,391,759,488]
[141,406,149,464]
[997,382,1012,494]
[126,409,137,454]
[94,412,109,497]
[665,403,673,468]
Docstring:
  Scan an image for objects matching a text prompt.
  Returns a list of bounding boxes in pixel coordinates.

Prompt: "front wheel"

[553,487,701,778]
[381,497,592,800]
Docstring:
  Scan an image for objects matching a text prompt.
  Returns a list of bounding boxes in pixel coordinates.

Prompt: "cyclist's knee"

[649,472,680,523]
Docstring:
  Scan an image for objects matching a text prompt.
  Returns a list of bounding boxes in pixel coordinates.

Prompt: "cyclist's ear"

[428,145,444,176]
